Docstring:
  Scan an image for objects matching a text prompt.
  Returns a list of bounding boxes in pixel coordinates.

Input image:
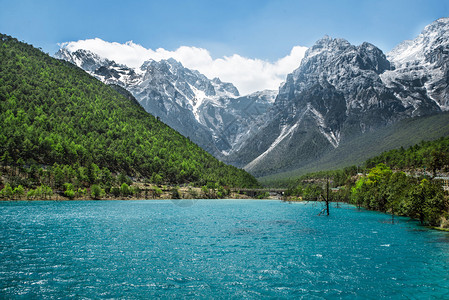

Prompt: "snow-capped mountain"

[55,49,274,156]
[228,19,448,176]
[197,89,276,154]
[56,48,114,72]
[56,18,449,177]
[381,17,449,111]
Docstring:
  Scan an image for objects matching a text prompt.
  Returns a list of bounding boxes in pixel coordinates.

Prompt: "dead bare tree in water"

[318,177,330,216]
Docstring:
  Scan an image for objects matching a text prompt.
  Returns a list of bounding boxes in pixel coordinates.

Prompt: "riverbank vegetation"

[0,33,258,200]
[285,137,449,227]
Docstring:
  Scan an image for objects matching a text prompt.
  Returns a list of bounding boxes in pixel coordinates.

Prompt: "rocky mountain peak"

[54,46,264,157]
[279,36,393,110]
[290,36,390,81]
[384,17,449,110]
[388,17,449,67]
[55,48,117,72]
[313,35,352,51]
[357,42,391,74]
[234,22,446,176]
[56,18,449,177]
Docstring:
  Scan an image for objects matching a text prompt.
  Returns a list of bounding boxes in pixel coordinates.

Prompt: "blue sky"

[2,0,448,59]
[1,0,448,94]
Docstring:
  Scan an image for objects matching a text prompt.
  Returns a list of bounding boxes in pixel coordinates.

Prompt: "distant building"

[434,177,449,191]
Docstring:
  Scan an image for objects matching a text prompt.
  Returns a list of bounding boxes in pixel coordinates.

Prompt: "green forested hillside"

[0,33,258,197]
[260,112,449,185]
[283,138,449,227]
[365,137,449,174]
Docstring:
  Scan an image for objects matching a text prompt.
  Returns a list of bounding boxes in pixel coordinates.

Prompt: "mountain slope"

[260,112,449,184]
[54,18,449,180]
[0,33,258,188]
[228,19,449,177]
[382,17,449,111]
[55,49,274,157]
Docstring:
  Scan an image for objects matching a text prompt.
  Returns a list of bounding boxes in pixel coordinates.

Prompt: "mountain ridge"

[55,18,449,179]
[228,18,448,177]
[55,49,274,157]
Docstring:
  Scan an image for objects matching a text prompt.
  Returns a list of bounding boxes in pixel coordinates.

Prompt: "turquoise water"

[1,200,449,299]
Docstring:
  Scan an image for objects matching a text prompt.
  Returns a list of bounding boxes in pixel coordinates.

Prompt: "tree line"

[285,138,449,227]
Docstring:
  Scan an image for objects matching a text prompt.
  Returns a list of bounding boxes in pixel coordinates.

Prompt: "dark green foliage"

[351,164,393,211]
[171,187,181,199]
[120,183,132,196]
[285,166,359,199]
[406,179,447,225]
[12,185,25,199]
[63,183,75,199]
[0,33,258,191]
[30,184,53,200]
[110,186,120,197]
[365,137,449,173]
[153,186,162,198]
[90,184,105,200]
[118,173,132,186]
[284,138,449,226]
[200,182,229,199]
[351,164,447,226]
[0,183,13,198]
[64,189,75,199]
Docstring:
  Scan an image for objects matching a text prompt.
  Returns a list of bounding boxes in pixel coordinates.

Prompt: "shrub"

[91,184,105,200]
[153,186,162,198]
[111,186,120,197]
[171,187,181,199]
[63,183,75,199]
[13,185,25,199]
[27,189,35,200]
[64,189,75,199]
[0,183,13,199]
[120,183,132,196]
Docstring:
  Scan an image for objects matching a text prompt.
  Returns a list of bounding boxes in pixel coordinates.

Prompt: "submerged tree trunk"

[319,178,331,216]
[391,207,395,223]
[326,179,330,216]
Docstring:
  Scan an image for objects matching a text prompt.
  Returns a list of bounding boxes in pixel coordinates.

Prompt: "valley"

[2,3,449,299]
[55,18,449,181]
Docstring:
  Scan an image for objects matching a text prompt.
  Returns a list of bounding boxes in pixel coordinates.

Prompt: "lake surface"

[1,200,449,299]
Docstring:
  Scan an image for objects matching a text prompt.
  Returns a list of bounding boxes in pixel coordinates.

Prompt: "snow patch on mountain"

[309,105,340,148]
[244,105,316,171]
[385,17,449,111]
[188,84,207,121]
[244,123,299,171]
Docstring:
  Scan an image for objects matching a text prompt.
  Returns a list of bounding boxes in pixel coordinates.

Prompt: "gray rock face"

[55,49,274,157]
[198,90,276,155]
[381,17,449,111]
[56,48,117,72]
[230,20,447,176]
[56,18,449,177]
[277,36,410,136]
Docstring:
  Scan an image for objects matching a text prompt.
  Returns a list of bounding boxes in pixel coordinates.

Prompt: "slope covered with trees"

[284,138,449,227]
[0,33,258,198]
[259,112,449,184]
[365,137,449,175]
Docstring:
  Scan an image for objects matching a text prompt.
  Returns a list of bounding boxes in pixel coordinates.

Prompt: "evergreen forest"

[0,34,258,199]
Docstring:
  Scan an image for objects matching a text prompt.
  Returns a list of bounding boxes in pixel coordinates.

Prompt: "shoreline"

[0,193,283,202]
[0,184,286,201]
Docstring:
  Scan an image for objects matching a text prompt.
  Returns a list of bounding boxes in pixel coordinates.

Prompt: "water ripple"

[1,200,449,298]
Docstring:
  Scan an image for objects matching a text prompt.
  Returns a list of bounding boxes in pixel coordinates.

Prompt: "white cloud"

[60,38,307,95]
